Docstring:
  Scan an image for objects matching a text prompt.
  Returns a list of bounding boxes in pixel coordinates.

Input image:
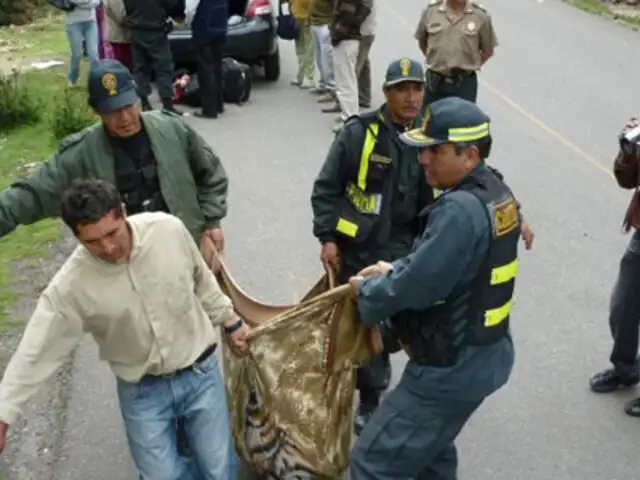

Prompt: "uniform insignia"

[370,153,392,164]
[471,1,487,12]
[466,21,477,33]
[493,198,520,237]
[428,0,442,6]
[101,72,118,96]
[399,58,411,76]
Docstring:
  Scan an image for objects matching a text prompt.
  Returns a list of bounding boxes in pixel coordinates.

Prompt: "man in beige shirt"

[0,179,248,479]
[414,0,498,106]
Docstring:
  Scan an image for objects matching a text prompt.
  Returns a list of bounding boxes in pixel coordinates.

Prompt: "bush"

[0,72,43,133]
[50,87,97,141]
[0,0,47,27]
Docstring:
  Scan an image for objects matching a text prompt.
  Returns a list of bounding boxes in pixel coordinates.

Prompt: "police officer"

[123,0,184,114]
[348,97,517,479]
[414,0,498,106]
[311,58,433,434]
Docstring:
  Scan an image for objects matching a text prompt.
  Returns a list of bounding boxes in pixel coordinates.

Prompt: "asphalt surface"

[47,0,640,478]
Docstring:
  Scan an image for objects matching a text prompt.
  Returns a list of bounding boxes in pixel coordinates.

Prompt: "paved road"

[49,0,640,478]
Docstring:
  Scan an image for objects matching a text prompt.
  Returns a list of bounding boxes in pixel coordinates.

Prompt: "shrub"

[0,0,48,27]
[0,72,43,133]
[50,87,97,141]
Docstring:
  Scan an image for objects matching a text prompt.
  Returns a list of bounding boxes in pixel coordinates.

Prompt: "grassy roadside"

[0,16,95,330]
[563,0,640,26]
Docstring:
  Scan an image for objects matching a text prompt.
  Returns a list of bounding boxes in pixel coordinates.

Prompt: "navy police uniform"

[349,98,518,479]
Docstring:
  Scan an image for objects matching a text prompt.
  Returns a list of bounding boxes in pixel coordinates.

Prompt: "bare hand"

[204,227,224,253]
[320,242,340,270]
[228,322,250,355]
[201,228,224,273]
[521,220,535,250]
[357,261,393,278]
[0,421,8,454]
[348,276,362,299]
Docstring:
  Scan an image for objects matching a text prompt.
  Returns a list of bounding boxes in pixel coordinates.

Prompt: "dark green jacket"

[330,0,371,43]
[311,106,433,277]
[0,110,228,243]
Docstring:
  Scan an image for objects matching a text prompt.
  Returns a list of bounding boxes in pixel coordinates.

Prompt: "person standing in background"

[309,0,336,104]
[290,0,316,89]
[192,0,229,119]
[65,0,100,87]
[328,0,372,132]
[355,0,375,111]
[123,0,185,115]
[104,0,133,71]
[95,0,113,59]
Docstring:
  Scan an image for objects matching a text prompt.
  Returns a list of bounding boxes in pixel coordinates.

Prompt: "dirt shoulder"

[0,16,94,480]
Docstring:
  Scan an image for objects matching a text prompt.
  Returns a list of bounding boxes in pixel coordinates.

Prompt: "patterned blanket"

[215,263,382,478]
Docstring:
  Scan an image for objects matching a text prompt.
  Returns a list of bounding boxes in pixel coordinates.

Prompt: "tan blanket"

[215,261,382,478]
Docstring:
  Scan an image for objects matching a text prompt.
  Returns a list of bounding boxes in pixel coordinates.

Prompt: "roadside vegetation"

[0,12,96,329]
[564,0,640,26]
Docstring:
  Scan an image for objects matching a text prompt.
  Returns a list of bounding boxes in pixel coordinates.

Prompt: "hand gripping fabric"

[213,257,383,478]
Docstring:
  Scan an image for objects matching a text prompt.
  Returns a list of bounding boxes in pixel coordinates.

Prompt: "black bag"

[276,0,298,40]
[47,0,76,12]
[222,58,251,105]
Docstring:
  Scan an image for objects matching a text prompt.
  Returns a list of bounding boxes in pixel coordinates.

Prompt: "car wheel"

[263,51,280,82]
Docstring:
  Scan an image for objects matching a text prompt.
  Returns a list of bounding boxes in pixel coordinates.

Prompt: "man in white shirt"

[0,179,248,479]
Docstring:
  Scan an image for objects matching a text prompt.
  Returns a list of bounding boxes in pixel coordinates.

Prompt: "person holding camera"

[0,179,248,479]
[0,59,228,276]
[589,117,640,417]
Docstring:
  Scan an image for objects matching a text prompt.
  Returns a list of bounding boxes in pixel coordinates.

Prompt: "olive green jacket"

[0,110,228,242]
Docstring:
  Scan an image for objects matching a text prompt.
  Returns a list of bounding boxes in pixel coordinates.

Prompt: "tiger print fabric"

[216,267,382,478]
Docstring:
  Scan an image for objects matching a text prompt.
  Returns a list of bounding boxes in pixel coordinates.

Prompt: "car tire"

[263,51,280,82]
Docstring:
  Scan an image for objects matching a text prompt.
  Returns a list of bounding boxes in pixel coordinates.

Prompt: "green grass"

[563,0,640,26]
[0,18,96,329]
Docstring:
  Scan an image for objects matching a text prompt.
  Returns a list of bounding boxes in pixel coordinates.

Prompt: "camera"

[619,120,640,155]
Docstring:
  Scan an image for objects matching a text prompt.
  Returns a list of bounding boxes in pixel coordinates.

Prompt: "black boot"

[161,97,182,116]
[589,368,639,393]
[140,96,153,112]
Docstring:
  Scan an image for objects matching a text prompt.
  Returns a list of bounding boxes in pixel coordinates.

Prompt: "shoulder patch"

[471,1,487,12]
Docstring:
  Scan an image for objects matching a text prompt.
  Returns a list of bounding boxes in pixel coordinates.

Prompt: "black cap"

[400,97,491,147]
[383,58,424,87]
[88,59,138,113]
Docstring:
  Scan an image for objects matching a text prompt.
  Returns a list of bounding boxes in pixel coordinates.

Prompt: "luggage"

[222,58,252,105]
[212,255,382,478]
[173,60,251,107]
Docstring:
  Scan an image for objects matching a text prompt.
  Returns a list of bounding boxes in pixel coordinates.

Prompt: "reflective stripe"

[336,218,358,237]
[484,299,513,327]
[448,122,490,142]
[433,188,441,198]
[490,259,518,285]
[346,183,382,214]
[357,122,380,191]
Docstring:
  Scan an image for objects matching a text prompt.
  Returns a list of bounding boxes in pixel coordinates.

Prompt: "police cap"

[88,59,138,114]
[400,97,491,148]
[383,57,424,87]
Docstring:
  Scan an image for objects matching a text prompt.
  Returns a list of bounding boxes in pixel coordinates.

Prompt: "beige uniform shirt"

[0,212,233,426]
[414,0,498,75]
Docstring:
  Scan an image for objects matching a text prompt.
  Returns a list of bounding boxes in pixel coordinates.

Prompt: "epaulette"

[470,1,487,12]
[427,0,443,7]
[57,126,92,153]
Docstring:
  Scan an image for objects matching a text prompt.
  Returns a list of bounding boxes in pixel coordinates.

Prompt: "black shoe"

[624,397,640,417]
[589,368,639,393]
[359,102,371,108]
[161,99,183,116]
[194,111,218,119]
[322,104,341,114]
[140,96,153,111]
[354,404,377,436]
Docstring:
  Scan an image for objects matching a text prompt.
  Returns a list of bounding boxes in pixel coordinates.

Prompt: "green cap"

[400,97,491,148]
[383,58,425,87]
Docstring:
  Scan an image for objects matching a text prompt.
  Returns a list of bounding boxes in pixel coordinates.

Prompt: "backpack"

[276,0,299,40]
[47,0,76,12]
[222,58,252,105]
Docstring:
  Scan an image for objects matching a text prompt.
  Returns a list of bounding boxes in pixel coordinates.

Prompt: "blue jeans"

[117,353,237,480]
[311,24,335,91]
[65,20,99,84]
[609,229,640,378]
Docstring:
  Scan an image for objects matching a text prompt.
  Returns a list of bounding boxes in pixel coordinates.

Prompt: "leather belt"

[150,343,217,379]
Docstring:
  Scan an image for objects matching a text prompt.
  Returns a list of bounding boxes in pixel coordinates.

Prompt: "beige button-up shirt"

[0,212,234,426]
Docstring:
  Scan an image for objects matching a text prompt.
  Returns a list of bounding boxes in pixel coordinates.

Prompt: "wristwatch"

[223,318,244,334]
